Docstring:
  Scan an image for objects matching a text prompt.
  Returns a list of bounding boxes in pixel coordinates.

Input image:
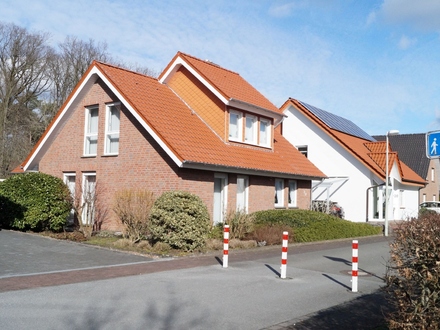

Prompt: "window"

[259,119,271,147]
[297,146,308,158]
[423,193,426,202]
[84,107,98,156]
[288,180,297,207]
[82,173,96,226]
[213,173,228,224]
[229,111,243,141]
[64,173,76,226]
[274,179,284,207]
[105,104,120,155]
[229,109,272,147]
[245,115,257,144]
[236,176,249,212]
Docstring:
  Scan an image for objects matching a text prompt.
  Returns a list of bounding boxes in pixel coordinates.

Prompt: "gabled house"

[280,98,426,222]
[15,52,325,231]
[373,133,440,204]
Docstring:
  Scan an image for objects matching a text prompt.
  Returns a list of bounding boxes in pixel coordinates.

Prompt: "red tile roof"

[283,99,425,186]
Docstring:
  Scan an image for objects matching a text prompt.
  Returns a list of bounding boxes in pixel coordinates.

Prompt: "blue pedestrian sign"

[426,131,440,158]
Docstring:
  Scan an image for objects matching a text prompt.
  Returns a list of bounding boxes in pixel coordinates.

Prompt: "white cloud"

[379,0,440,31]
[398,35,417,49]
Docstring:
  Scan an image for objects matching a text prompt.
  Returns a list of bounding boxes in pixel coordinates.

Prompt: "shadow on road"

[280,290,393,330]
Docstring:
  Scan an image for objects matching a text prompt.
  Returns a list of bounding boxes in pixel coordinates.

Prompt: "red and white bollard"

[280,231,289,279]
[223,225,229,268]
[352,240,359,292]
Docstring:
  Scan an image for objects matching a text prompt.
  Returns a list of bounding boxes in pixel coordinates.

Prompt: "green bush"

[251,209,381,243]
[149,191,210,252]
[385,213,440,329]
[0,172,72,231]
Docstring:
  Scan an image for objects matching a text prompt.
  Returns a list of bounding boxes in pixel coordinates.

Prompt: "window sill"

[81,155,97,158]
[102,154,119,157]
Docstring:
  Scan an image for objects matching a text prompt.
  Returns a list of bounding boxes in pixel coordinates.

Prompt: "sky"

[1,0,440,136]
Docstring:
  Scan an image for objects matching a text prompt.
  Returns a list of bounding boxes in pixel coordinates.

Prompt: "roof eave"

[181,161,326,180]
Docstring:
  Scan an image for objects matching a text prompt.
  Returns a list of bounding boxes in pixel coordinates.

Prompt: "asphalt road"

[0,230,392,329]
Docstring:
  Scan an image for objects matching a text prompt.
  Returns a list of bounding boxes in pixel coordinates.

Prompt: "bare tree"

[0,22,54,177]
[47,36,111,110]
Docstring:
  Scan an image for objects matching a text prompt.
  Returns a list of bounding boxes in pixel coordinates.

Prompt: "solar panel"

[299,101,375,141]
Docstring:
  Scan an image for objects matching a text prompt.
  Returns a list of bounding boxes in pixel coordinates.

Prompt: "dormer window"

[229,110,243,141]
[245,115,257,144]
[229,109,272,147]
[259,118,271,147]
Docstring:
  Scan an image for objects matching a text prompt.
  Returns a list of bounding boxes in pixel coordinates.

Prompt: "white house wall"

[283,105,374,222]
[283,104,421,222]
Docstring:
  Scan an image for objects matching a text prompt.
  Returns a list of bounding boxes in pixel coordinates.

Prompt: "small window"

[288,180,297,207]
[297,146,308,158]
[259,119,271,147]
[229,110,243,141]
[84,107,98,156]
[105,104,120,155]
[275,179,284,208]
[245,115,257,144]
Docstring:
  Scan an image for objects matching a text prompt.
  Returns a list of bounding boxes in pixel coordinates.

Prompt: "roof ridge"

[94,60,158,81]
[177,51,240,76]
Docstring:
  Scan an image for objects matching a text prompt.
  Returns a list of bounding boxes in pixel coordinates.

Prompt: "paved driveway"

[0,230,153,278]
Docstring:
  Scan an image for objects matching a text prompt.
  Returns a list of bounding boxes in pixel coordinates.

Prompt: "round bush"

[149,191,210,251]
[0,172,72,231]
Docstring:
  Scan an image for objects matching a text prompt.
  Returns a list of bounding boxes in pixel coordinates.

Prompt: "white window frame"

[84,106,99,156]
[236,175,249,213]
[275,178,284,208]
[259,118,271,147]
[245,114,257,144]
[64,173,76,225]
[104,103,120,155]
[229,110,243,142]
[213,173,228,224]
[288,180,297,207]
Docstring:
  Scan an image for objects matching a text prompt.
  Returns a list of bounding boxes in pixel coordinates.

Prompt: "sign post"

[426,131,440,159]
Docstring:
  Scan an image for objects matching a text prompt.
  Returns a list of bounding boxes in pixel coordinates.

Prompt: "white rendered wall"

[283,105,419,222]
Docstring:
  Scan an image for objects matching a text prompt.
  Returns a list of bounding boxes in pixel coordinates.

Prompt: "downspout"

[366,183,385,222]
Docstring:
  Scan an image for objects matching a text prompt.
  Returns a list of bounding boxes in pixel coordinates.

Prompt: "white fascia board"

[24,66,183,171]
[228,98,285,126]
[159,57,229,104]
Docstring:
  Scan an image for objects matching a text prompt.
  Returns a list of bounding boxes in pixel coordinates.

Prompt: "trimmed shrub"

[251,209,381,243]
[225,209,255,240]
[113,189,155,242]
[149,191,210,252]
[385,213,440,329]
[0,172,72,231]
